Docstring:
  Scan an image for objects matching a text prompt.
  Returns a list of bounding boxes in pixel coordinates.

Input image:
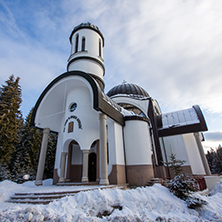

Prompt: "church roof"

[107,83,150,98]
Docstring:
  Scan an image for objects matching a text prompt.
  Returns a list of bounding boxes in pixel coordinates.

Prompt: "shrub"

[168,174,207,209]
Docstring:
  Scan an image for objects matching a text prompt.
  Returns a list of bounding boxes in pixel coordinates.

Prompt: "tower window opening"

[99,39,101,57]
[81,37,86,51]
[75,34,79,53]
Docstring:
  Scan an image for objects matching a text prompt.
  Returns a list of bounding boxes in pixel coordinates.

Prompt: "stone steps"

[8,185,126,205]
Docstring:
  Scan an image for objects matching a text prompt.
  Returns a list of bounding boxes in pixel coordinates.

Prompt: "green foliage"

[206,145,222,174]
[0,75,57,182]
[166,153,186,176]
[19,109,42,172]
[166,154,207,209]
[185,196,207,209]
[168,174,198,199]
[9,108,57,182]
[0,75,22,164]
[44,132,57,179]
[0,161,11,181]
[168,174,207,209]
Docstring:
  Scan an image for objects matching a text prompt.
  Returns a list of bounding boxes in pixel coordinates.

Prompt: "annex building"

[31,23,211,186]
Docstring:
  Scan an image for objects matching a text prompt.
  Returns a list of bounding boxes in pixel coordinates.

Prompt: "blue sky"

[1,0,222,150]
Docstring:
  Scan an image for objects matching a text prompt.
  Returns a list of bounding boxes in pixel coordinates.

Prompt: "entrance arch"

[66,140,83,182]
[88,140,100,182]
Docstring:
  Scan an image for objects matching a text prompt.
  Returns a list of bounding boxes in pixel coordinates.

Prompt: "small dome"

[107,83,149,98]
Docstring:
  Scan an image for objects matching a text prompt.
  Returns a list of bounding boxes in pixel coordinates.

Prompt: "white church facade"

[31,23,211,186]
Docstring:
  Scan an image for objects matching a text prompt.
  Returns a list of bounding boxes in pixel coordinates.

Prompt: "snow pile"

[0,180,19,203]
[210,179,222,196]
[0,180,222,221]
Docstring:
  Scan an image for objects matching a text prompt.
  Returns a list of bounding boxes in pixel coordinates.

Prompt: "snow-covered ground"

[0,179,222,221]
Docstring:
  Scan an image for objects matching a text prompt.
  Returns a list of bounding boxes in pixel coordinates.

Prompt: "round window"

[70,103,77,112]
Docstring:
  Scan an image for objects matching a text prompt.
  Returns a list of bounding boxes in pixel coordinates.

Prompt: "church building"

[31,23,211,186]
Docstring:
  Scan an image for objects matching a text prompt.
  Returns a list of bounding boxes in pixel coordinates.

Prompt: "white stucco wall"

[62,85,100,151]
[34,76,97,132]
[124,119,153,165]
[68,28,104,79]
[183,133,205,175]
[107,118,125,174]
[48,76,100,177]
[163,135,190,165]
[68,60,104,80]
[54,132,63,171]
[70,29,103,59]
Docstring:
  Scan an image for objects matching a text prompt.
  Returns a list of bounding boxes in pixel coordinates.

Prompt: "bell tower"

[67,23,105,90]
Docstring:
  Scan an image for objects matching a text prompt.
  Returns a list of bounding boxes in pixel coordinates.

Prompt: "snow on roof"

[102,92,139,117]
[108,93,150,100]
[101,91,122,112]
[161,107,200,129]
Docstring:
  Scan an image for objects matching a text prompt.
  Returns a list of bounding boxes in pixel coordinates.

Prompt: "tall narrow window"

[99,39,102,57]
[68,122,74,133]
[81,37,85,51]
[75,34,79,53]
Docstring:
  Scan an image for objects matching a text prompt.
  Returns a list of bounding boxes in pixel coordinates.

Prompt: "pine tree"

[0,161,11,181]
[206,145,222,174]
[44,132,57,179]
[206,148,217,173]
[166,153,186,176]
[215,145,222,174]
[20,109,42,172]
[0,75,22,166]
[167,174,206,209]
[9,108,41,182]
[9,108,57,182]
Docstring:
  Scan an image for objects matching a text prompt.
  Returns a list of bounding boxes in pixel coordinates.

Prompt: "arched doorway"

[88,152,97,182]
[66,140,82,182]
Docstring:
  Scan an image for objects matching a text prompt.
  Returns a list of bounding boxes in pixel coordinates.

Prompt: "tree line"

[206,145,222,175]
[0,75,57,183]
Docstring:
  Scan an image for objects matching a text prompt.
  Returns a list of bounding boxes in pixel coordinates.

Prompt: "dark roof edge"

[192,105,208,131]
[158,123,206,137]
[67,56,105,75]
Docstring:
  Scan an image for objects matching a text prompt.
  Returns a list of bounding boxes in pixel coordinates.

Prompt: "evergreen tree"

[44,132,57,179]
[168,174,206,209]
[9,108,57,182]
[9,109,41,182]
[206,145,222,174]
[0,75,22,166]
[166,153,186,176]
[0,161,11,181]
[9,145,33,183]
[206,148,216,173]
[20,109,42,172]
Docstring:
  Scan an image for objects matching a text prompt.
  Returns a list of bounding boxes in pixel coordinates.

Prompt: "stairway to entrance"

[7,185,126,205]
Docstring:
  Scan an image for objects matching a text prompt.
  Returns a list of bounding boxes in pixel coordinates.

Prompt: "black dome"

[107,83,149,98]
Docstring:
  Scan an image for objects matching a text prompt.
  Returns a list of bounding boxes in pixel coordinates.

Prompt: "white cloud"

[1,0,222,132]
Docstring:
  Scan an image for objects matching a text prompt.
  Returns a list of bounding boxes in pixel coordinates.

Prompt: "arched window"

[81,37,85,51]
[99,39,102,57]
[75,34,79,53]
